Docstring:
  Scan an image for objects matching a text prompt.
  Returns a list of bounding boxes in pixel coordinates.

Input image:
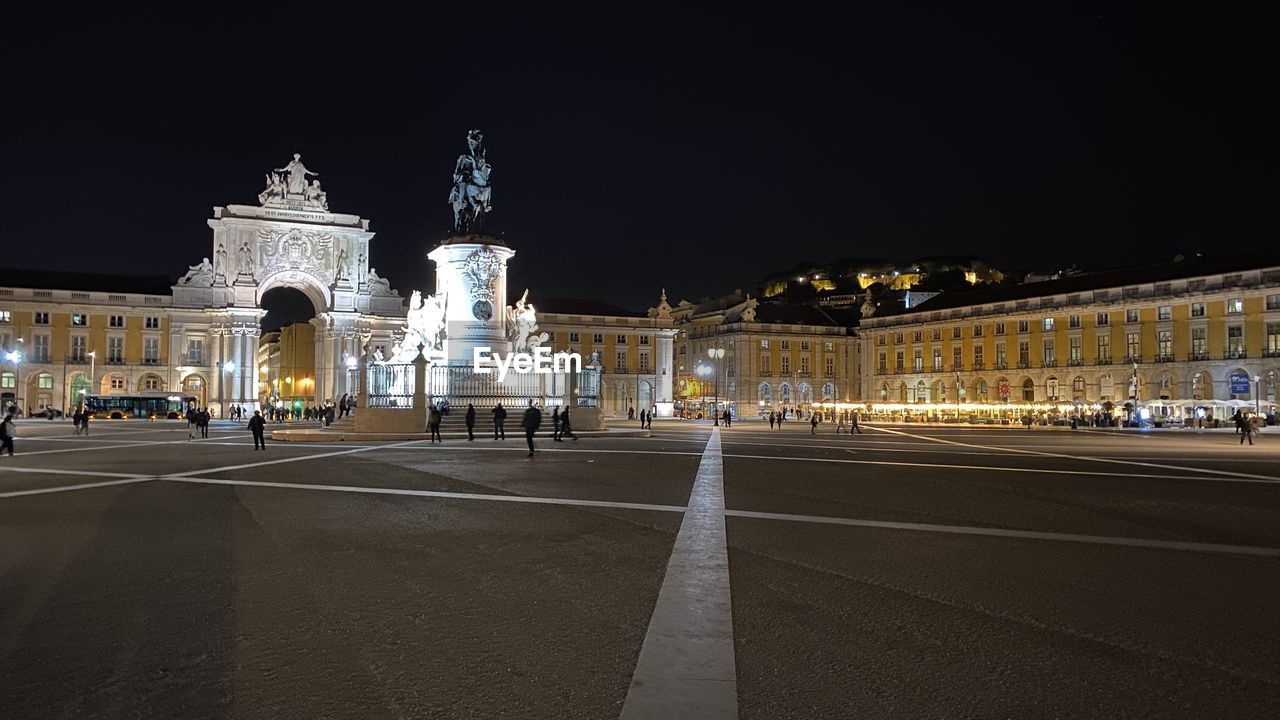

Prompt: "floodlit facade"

[858,251,1280,415]
[667,292,859,417]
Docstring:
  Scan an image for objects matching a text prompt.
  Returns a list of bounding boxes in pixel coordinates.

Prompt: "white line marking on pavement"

[871,426,1280,482]
[163,440,427,478]
[722,453,1280,485]
[0,466,144,479]
[725,509,1280,557]
[0,477,153,498]
[621,427,738,720]
[163,476,687,512]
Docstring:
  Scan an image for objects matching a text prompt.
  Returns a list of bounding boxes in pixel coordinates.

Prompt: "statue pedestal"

[428,236,514,365]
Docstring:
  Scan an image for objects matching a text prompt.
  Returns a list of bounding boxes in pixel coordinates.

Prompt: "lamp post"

[4,348,20,416]
[707,347,724,425]
[695,364,711,421]
[1255,375,1262,416]
[87,350,96,398]
[219,360,236,418]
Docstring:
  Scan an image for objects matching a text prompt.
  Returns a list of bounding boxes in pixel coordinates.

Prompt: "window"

[1126,332,1140,360]
[569,332,580,343]
[1097,334,1110,361]
[995,343,1006,367]
[994,322,1006,335]
[1017,341,1030,366]
[639,335,650,346]
[1073,376,1086,393]
[109,315,125,328]
[71,313,88,326]
[951,346,962,368]
[33,334,50,362]
[1126,309,1139,323]
[932,348,943,371]
[877,352,886,373]
[825,356,834,375]
[1017,320,1029,333]
[144,337,160,364]
[143,376,161,390]
[973,346,984,367]
[781,340,791,351]
[638,351,650,373]
[1069,336,1082,363]
[877,335,886,346]
[592,333,604,344]
[1191,302,1205,318]
[1068,315,1080,329]
[1191,327,1207,356]
[1227,298,1244,314]
[110,376,125,390]
[186,338,203,365]
[894,350,903,371]
[1157,330,1172,359]
[615,351,627,372]
[108,336,124,363]
[1267,295,1280,311]
[33,312,49,325]
[800,356,810,374]
[932,329,941,341]
[616,334,627,344]
[70,335,87,362]
[0,310,10,323]
[1043,339,1056,365]
[0,372,13,388]
[912,349,922,372]
[894,332,903,344]
[1268,323,1280,354]
[800,341,810,351]
[145,316,161,329]
[911,333,920,343]
[760,354,771,373]
[951,327,961,339]
[1227,325,1244,356]
[760,339,769,349]
[824,342,834,352]
[781,355,791,374]
[1043,318,1055,331]
[38,373,53,389]
[973,324,983,337]
[1096,312,1110,326]
[1157,305,1171,321]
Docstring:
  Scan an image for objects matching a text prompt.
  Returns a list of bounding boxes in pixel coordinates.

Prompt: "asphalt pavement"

[2,418,1278,718]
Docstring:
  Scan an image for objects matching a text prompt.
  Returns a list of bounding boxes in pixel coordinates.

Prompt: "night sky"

[1,6,1269,312]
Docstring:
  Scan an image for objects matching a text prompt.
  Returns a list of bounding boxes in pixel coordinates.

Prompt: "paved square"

[3,419,1279,718]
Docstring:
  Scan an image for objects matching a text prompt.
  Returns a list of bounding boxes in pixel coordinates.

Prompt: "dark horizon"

[1,6,1269,310]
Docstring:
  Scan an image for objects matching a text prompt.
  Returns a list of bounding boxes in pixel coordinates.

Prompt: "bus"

[83,393,198,420]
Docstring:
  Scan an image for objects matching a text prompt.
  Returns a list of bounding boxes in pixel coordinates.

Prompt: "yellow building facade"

[860,253,1280,412]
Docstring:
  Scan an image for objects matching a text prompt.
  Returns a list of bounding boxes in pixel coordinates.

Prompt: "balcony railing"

[759,371,772,377]
[1187,351,1209,361]
[1042,360,1057,368]
[1096,357,1112,365]
[1154,354,1176,363]
[893,368,905,375]
[877,366,887,375]
[951,363,964,371]
[1264,349,1280,358]
[143,358,162,366]
[1016,360,1030,369]
[994,361,1008,370]
[1067,358,1083,366]
[1225,350,1248,360]
[1124,356,1141,365]
[65,355,90,365]
[972,361,985,370]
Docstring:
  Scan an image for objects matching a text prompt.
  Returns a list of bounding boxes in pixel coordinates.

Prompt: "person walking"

[492,403,507,439]
[186,406,198,440]
[768,411,775,429]
[552,407,563,441]
[248,410,267,450]
[850,408,862,435]
[561,406,577,440]
[522,402,542,457]
[836,411,846,434]
[198,407,210,439]
[1233,409,1254,443]
[72,406,84,436]
[465,404,476,441]
[639,408,647,429]
[338,393,349,419]
[428,405,443,443]
[0,411,16,456]
[810,413,819,435]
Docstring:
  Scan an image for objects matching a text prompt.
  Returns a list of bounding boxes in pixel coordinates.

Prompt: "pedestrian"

[198,407,210,439]
[640,408,647,428]
[339,393,349,419]
[561,406,577,440]
[836,411,846,433]
[465,404,476,441]
[1240,412,1255,445]
[248,409,267,450]
[768,411,775,429]
[777,411,784,428]
[72,406,84,436]
[493,403,507,439]
[186,406,198,440]
[0,411,16,456]
[522,401,542,457]
[553,407,563,441]
[810,413,819,435]
[428,405,443,443]
[850,408,862,435]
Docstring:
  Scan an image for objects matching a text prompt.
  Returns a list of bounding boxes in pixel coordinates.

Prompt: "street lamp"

[4,348,20,416]
[695,363,711,420]
[707,347,724,425]
[1255,375,1262,416]
[219,360,236,417]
